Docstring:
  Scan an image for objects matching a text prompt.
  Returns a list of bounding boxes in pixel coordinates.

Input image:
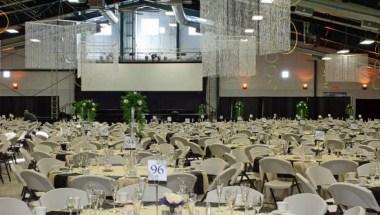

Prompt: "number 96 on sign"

[148,160,167,182]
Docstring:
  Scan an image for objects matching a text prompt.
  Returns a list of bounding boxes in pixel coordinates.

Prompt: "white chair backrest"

[320,159,358,176]
[260,157,295,175]
[222,153,237,166]
[284,193,327,215]
[343,206,366,215]
[368,140,380,149]
[295,173,317,194]
[20,169,54,192]
[328,183,380,212]
[158,144,175,154]
[305,166,336,188]
[167,173,197,193]
[10,164,27,186]
[37,158,65,175]
[207,167,238,191]
[70,175,115,196]
[0,198,32,215]
[325,139,345,151]
[72,143,97,152]
[231,147,250,163]
[40,188,88,212]
[199,158,228,176]
[20,148,34,168]
[205,186,263,206]
[33,144,53,154]
[187,141,205,157]
[31,150,53,162]
[207,144,231,158]
[357,162,379,177]
[117,184,172,202]
[39,141,60,151]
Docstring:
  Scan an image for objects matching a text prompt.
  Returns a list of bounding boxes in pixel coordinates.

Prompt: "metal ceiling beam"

[298,0,380,26]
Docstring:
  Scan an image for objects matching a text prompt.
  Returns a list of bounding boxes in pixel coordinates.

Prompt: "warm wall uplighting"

[302,83,308,90]
[362,83,368,90]
[241,82,248,90]
[12,82,18,89]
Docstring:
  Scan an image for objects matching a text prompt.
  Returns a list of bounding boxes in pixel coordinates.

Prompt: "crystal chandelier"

[200,0,291,77]
[325,54,368,82]
[25,20,96,70]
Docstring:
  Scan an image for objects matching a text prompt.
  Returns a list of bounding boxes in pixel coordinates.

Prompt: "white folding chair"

[0,198,32,215]
[357,162,380,177]
[33,144,53,154]
[117,184,172,202]
[328,183,380,213]
[40,188,88,212]
[31,150,53,162]
[36,158,65,175]
[158,144,175,154]
[20,169,54,195]
[295,173,317,194]
[284,193,327,215]
[167,173,197,193]
[260,157,300,203]
[321,159,358,179]
[305,166,336,192]
[70,175,115,196]
[187,141,205,158]
[206,167,238,192]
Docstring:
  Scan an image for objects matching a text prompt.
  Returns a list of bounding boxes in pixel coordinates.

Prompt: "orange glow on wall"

[241,82,248,90]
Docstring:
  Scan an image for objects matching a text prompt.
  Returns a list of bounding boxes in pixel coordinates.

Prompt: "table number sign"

[185,118,190,123]
[315,130,325,141]
[167,117,172,122]
[148,160,167,182]
[350,123,359,130]
[299,120,305,125]
[124,136,136,149]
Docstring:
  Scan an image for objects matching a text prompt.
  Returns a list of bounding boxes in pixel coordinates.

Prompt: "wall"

[219,50,380,101]
[0,70,75,109]
[81,63,203,91]
[219,51,315,97]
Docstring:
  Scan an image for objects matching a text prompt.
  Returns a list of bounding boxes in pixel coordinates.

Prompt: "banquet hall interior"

[1,0,380,214]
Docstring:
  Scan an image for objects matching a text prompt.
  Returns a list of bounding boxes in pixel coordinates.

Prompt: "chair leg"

[4,161,11,182]
[0,165,4,184]
[269,188,277,207]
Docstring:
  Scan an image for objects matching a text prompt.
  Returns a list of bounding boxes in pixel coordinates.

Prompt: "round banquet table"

[48,166,209,194]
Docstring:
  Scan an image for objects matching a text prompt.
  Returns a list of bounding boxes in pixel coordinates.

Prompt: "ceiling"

[0,0,379,61]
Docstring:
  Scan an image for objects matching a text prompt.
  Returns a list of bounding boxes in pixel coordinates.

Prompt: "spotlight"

[360,39,375,45]
[241,82,248,90]
[337,49,350,54]
[362,83,368,90]
[281,70,290,79]
[12,82,18,89]
[322,56,332,61]
[302,83,308,90]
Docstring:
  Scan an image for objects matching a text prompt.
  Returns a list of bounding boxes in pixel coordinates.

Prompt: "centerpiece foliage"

[296,101,309,120]
[72,99,97,121]
[345,104,354,118]
[234,100,245,120]
[120,92,148,129]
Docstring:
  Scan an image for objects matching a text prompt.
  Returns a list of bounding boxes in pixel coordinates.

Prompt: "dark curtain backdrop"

[356,99,380,120]
[0,96,54,119]
[218,97,351,120]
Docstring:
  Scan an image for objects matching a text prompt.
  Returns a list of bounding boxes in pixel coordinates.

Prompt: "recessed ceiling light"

[165,11,175,16]
[244,28,254,34]
[240,39,249,42]
[281,70,290,79]
[2,71,10,78]
[360,39,375,45]
[261,0,273,3]
[337,49,350,54]
[6,29,19,34]
[252,15,263,21]
[30,38,41,43]
[169,23,177,27]
[322,56,332,61]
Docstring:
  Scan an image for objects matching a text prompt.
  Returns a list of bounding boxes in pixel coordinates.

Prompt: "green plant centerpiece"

[121,92,148,130]
[197,104,207,120]
[234,100,245,120]
[72,99,97,121]
[296,101,309,120]
[345,104,354,118]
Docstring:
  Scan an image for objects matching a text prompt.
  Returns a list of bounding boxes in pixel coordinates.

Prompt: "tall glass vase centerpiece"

[120,92,148,136]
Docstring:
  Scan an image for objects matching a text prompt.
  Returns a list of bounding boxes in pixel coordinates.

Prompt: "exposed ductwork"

[170,2,201,31]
